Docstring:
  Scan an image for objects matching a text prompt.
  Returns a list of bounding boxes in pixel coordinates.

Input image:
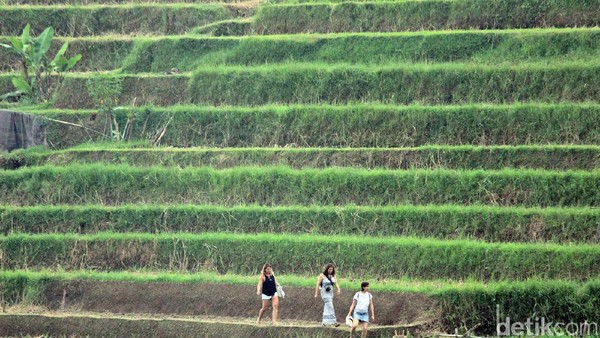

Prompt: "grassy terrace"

[0,269,590,294]
[122,27,600,70]
[4,145,600,170]
[1,0,599,335]
[253,0,600,34]
[1,165,599,207]
[1,204,599,243]
[3,27,600,72]
[2,61,599,107]
[2,0,597,37]
[0,4,241,36]
[13,104,600,148]
[1,232,599,280]
[187,62,600,105]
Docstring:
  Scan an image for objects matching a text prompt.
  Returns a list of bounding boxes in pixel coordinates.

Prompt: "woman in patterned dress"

[314,263,341,326]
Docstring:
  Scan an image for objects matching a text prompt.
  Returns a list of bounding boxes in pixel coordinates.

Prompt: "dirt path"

[0,311,436,337]
[43,280,440,326]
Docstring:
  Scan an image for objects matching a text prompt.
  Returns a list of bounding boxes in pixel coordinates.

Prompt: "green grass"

[121,28,600,72]
[5,28,599,72]
[4,61,600,108]
[189,61,600,105]
[4,145,600,170]
[0,232,599,281]
[0,269,477,292]
[254,0,600,34]
[1,203,599,243]
[0,4,237,36]
[15,103,600,148]
[0,268,586,295]
[1,164,600,207]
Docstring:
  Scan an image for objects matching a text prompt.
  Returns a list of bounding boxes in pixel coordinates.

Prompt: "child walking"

[347,281,375,338]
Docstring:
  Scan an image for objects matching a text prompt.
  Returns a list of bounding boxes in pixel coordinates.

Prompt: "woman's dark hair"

[361,281,369,291]
[322,263,336,276]
[262,263,272,275]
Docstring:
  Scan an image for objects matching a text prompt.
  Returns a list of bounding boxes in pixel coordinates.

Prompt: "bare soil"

[43,280,439,326]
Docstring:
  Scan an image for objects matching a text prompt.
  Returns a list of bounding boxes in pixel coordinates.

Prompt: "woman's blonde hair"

[261,263,272,275]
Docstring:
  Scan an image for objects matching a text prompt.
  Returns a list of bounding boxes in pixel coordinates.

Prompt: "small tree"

[86,75,123,141]
[0,24,81,102]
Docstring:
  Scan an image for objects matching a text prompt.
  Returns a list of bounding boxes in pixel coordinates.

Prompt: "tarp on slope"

[0,110,45,152]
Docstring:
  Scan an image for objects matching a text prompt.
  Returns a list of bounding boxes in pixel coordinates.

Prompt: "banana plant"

[0,24,33,83]
[0,24,81,102]
[51,41,82,73]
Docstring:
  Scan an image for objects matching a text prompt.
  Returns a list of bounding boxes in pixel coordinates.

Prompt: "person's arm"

[369,297,375,321]
[336,276,341,294]
[315,274,323,298]
[347,298,357,317]
[256,275,264,295]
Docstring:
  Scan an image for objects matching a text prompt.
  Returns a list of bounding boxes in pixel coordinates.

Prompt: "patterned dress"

[320,275,337,325]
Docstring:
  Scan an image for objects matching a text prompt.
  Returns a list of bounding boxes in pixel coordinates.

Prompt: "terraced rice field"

[1,0,600,336]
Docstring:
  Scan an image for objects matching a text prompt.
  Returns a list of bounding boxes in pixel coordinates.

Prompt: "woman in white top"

[347,281,375,338]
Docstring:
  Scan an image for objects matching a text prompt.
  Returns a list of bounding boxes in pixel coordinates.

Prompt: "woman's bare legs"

[350,319,359,337]
[350,320,369,338]
[257,299,270,324]
[272,295,279,325]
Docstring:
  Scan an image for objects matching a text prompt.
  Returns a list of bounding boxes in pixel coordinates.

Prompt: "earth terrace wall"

[15,104,600,148]
[0,233,599,280]
[254,0,600,34]
[193,18,253,36]
[0,4,237,36]
[0,271,599,334]
[1,165,600,207]
[188,63,600,105]
[1,204,599,243]
[4,146,600,170]
[2,62,600,108]
[56,74,190,108]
